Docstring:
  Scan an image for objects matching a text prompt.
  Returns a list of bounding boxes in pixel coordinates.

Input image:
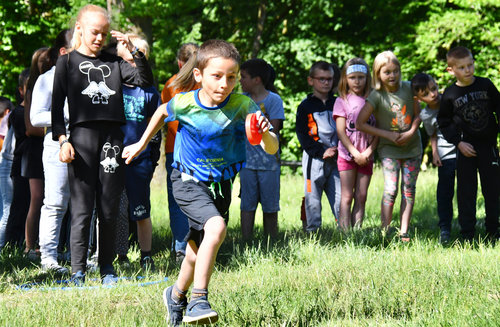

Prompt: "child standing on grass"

[30,29,73,273]
[6,69,31,248]
[116,34,161,270]
[161,43,200,263]
[411,73,456,244]
[333,58,378,231]
[51,4,154,284]
[295,61,341,232]
[123,40,278,326]
[356,51,422,242]
[437,46,500,242]
[239,58,284,240]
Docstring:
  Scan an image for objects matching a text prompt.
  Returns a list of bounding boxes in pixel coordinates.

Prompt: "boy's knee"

[204,216,226,241]
[185,249,197,265]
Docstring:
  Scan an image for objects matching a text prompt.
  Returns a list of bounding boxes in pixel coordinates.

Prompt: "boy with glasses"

[296,61,340,231]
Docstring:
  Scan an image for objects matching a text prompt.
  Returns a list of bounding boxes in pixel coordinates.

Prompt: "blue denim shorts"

[239,168,280,212]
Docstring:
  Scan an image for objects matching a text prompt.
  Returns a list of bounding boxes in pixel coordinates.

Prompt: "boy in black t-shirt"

[437,46,500,241]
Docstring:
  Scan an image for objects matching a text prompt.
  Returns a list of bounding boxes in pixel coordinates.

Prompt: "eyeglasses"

[311,77,333,83]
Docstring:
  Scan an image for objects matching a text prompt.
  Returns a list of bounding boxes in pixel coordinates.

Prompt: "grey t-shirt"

[420,106,456,161]
[366,81,422,159]
[244,91,285,170]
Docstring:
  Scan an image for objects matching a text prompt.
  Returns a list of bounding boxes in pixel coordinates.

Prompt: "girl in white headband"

[333,58,378,231]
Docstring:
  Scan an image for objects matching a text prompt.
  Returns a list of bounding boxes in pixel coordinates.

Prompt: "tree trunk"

[251,1,267,59]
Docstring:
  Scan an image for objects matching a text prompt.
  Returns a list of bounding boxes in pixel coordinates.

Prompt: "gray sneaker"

[163,285,187,326]
[183,295,218,325]
[42,263,70,275]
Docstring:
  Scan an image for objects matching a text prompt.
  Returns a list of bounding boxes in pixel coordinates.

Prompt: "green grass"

[0,166,499,326]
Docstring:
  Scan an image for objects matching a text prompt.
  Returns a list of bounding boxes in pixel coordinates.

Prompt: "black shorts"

[21,136,44,179]
[171,168,233,247]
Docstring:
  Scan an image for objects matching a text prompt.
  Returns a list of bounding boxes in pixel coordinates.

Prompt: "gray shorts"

[239,168,280,212]
[171,168,232,247]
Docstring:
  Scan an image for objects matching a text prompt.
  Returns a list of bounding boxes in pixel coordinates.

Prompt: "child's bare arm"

[336,116,364,164]
[123,103,168,164]
[430,134,442,166]
[256,111,279,155]
[360,136,379,165]
[356,102,399,143]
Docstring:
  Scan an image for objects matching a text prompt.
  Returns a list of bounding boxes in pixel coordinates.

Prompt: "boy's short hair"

[197,39,240,72]
[309,61,333,77]
[446,46,473,67]
[0,96,14,117]
[372,51,401,91]
[410,73,435,95]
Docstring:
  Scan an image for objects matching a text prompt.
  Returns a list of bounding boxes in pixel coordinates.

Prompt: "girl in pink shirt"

[333,58,378,231]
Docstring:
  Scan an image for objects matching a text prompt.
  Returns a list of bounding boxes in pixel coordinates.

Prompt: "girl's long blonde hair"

[70,4,110,51]
[337,58,371,99]
[372,51,401,91]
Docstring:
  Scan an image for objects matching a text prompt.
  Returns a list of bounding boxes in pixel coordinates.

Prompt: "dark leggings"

[68,122,124,273]
[457,142,500,239]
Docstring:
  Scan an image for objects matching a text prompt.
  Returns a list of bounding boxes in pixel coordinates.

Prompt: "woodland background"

[1,0,499,162]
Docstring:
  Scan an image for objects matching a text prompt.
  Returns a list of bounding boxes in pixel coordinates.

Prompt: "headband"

[346,64,368,75]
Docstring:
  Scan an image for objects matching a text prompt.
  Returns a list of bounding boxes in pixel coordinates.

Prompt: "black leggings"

[68,122,124,273]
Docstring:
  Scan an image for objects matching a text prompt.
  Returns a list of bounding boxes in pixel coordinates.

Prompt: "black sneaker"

[183,294,218,325]
[140,256,155,272]
[163,285,187,326]
[440,231,451,244]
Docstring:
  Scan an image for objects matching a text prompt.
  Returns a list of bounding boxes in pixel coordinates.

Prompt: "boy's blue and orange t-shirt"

[165,89,258,182]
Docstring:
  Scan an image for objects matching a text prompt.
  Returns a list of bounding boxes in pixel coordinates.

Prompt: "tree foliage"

[0,0,498,161]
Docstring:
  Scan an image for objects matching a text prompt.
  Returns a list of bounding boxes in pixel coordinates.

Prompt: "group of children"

[298,48,499,247]
[0,3,498,326]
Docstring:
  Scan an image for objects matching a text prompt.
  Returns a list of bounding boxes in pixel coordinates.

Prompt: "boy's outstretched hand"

[122,142,145,165]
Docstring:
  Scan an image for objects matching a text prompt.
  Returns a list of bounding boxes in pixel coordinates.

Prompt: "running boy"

[122,40,278,325]
[412,73,456,243]
[295,61,340,232]
[437,46,500,241]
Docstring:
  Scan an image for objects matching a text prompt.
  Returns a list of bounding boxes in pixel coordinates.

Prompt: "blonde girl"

[356,51,422,241]
[333,58,378,230]
[51,4,153,283]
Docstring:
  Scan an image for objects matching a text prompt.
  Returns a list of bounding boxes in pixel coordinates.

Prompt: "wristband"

[60,139,69,148]
[130,46,139,56]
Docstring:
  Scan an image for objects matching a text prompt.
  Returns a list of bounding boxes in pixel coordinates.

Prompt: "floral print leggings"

[381,156,421,206]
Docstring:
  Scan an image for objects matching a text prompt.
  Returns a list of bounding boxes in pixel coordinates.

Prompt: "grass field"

[0,165,499,326]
